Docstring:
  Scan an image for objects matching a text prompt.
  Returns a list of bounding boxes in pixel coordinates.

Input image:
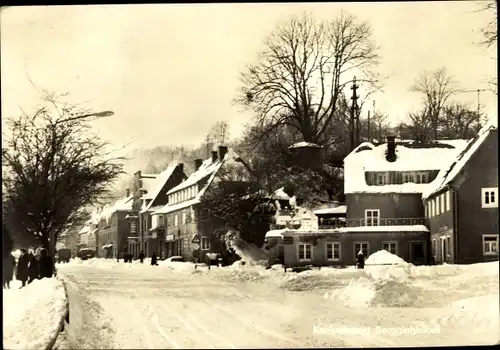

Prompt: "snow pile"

[327,277,376,308]
[228,238,269,263]
[282,267,358,291]
[3,278,68,350]
[433,294,500,336]
[365,250,408,265]
[409,263,462,278]
[159,260,196,272]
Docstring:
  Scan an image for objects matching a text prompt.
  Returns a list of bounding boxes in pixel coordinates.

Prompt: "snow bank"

[3,278,68,350]
[365,250,408,265]
[282,267,359,291]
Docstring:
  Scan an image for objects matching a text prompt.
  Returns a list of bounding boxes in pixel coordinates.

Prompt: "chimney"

[211,151,218,162]
[194,158,203,170]
[126,188,130,197]
[218,146,228,160]
[178,163,184,173]
[385,135,397,162]
[134,170,141,178]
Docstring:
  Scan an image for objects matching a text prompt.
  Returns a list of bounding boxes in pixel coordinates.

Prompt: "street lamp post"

[54,110,115,125]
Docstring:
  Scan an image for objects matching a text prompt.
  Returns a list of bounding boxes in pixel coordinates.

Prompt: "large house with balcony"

[266,135,471,268]
[422,123,498,264]
[127,165,186,259]
[151,146,252,262]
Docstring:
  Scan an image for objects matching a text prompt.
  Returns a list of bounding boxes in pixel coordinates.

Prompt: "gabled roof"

[422,123,497,199]
[343,139,469,194]
[153,149,246,215]
[140,165,179,213]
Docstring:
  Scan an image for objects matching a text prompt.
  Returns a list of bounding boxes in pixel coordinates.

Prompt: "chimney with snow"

[194,158,203,170]
[178,163,184,173]
[211,151,218,163]
[385,135,397,162]
[218,146,228,160]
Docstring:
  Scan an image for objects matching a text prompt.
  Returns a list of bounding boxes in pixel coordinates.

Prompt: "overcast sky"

[1,2,497,151]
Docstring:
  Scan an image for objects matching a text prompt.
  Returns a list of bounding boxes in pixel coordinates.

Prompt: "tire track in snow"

[194,286,303,347]
[150,312,183,349]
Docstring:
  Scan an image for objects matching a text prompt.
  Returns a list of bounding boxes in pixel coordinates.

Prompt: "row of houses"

[71,123,498,267]
[266,123,498,267]
[74,146,255,262]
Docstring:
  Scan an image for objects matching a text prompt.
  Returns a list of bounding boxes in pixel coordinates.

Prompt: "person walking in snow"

[38,248,55,279]
[16,249,29,287]
[356,250,365,269]
[139,250,145,263]
[27,251,39,283]
[151,252,158,266]
[3,253,16,289]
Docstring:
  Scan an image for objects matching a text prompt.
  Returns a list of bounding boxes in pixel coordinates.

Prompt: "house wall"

[425,190,455,264]
[455,130,499,264]
[346,193,425,222]
[282,231,429,267]
[165,207,198,261]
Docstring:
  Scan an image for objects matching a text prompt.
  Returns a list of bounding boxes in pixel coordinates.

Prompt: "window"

[377,173,388,185]
[483,235,498,255]
[174,214,178,226]
[425,203,428,218]
[432,239,437,258]
[382,241,397,255]
[436,197,441,215]
[445,191,451,212]
[298,243,312,261]
[403,173,412,183]
[446,237,451,256]
[365,209,380,226]
[130,221,137,233]
[143,217,148,232]
[181,211,187,224]
[428,201,432,218]
[440,194,445,213]
[326,242,341,261]
[158,215,165,227]
[167,216,171,227]
[482,188,498,208]
[354,242,369,257]
[431,199,435,217]
[201,236,211,250]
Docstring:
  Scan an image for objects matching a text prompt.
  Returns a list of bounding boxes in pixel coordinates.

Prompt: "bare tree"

[235,11,381,145]
[478,1,497,48]
[440,102,485,138]
[410,67,460,140]
[2,92,124,255]
[208,120,230,146]
[399,109,433,142]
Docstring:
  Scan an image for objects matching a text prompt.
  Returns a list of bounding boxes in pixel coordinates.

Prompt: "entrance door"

[410,242,426,265]
[278,245,285,264]
[440,237,447,263]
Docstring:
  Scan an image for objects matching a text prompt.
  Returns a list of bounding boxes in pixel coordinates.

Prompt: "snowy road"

[56,261,499,349]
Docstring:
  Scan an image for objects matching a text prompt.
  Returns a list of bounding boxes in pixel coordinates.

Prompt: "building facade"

[423,124,498,264]
[153,146,251,262]
[127,165,186,258]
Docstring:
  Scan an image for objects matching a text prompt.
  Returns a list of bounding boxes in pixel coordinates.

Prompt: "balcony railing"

[318,217,429,229]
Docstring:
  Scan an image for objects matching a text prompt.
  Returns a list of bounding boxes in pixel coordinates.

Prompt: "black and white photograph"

[1,2,498,349]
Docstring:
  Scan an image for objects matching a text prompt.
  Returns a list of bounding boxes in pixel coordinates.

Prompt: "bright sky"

[1,2,497,151]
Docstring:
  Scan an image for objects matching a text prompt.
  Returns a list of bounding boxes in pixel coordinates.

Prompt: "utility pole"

[367,110,371,142]
[458,88,488,131]
[350,76,359,150]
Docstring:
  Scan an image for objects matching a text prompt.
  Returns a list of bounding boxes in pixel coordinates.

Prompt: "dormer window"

[377,173,388,185]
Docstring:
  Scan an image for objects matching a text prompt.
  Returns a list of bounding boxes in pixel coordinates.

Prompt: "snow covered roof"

[289,141,322,149]
[141,177,159,199]
[140,165,178,213]
[422,123,497,199]
[79,226,90,235]
[98,196,134,222]
[154,149,245,215]
[314,205,347,215]
[344,139,469,194]
[265,229,288,238]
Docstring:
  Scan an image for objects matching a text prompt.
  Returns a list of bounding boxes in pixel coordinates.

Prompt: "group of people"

[121,251,159,266]
[3,248,56,289]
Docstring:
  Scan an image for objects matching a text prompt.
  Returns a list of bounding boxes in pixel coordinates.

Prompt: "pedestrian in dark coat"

[16,249,29,287]
[151,252,158,266]
[129,253,133,263]
[356,250,365,269]
[28,252,39,283]
[38,248,54,279]
[139,251,145,263]
[3,254,15,289]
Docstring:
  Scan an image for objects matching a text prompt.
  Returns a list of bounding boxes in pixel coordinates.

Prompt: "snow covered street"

[53,257,499,349]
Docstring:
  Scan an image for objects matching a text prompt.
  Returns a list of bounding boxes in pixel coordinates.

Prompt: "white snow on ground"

[3,278,68,350]
[365,250,408,265]
[55,254,499,348]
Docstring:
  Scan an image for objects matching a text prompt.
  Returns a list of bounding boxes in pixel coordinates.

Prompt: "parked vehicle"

[78,248,95,260]
[57,248,72,263]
